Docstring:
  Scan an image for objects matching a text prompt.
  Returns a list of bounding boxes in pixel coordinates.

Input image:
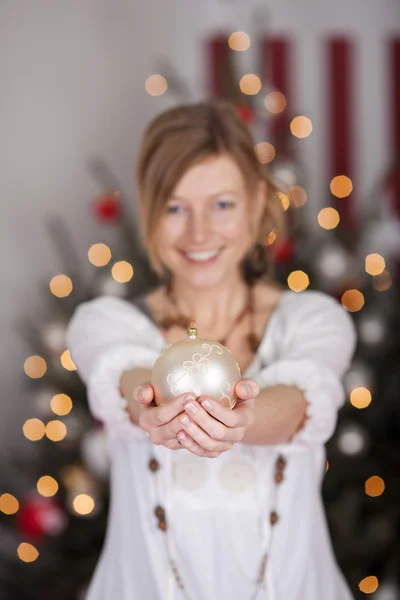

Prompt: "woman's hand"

[134,379,259,458]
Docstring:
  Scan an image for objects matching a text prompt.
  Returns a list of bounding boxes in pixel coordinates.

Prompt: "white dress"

[66,289,357,600]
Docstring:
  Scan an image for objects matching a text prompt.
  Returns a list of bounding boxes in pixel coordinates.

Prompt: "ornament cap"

[187,321,198,338]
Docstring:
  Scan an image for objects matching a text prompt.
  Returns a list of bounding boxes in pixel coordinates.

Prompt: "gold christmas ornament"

[151,324,241,408]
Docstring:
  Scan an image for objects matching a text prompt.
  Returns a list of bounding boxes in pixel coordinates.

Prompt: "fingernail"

[177,432,186,442]
[134,386,144,402]
[181,393,195,405]
[185,402,198,415]
[181,416,191,428]
[201,400,213,411]
[242,384,250,395]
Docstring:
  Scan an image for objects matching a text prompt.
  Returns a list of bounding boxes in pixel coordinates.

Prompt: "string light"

[60,350,76,371]
[290,116,313,138]
[365,476,385,497]
[51,393,73,416]
[365,254,385,276]
[46,420,67,442]
[289,185,307,207]
[49,274,73,298]
[317,207,340,230]
[145,75,168,96]
[23,418,46,441]
[17,543,39,563]
[350,387,372,409]
[37,476,59,498]
[88,243,112,267]
[239,74,262,95]
[287,271,310,292]
[0,493,19,515]
[255,142,275,164]
[373,270,392,291]
[341,290,364,312]
[228,31,250,51]
[264,91,286,114]
[330,175,353,198]
[111,261,134,283]
[359,576,379,594]
[24,355,47,379]
[73,494,95,516]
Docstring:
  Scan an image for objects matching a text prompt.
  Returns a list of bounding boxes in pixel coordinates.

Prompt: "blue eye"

[215,200,235,210]
[166,205,182,214]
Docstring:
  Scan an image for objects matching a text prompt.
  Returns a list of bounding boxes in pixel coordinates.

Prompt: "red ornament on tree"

[92,192,121,223]
[235,104,254,125]
[17,495,67,541]
[274,239,294,263]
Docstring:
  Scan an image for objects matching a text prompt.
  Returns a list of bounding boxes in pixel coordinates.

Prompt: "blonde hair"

[136,100,285,275]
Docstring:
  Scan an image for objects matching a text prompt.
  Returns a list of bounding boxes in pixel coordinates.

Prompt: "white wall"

[0,0,399,447]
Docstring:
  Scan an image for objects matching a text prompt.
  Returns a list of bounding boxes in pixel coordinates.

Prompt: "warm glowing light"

[239,74,262,95]
[325,461,329,472]
[24,355,47,379]
[317,207,340,230]
[290,116,313,138]
[265,230,277,246]
[373,270,392,292]
[359,576,379,594]
[73,494,95,515]
[17,543,39,563]
[46,420,67,442]
[289,185,307,208]
[60,350,76,371]
[49,274,73,298]
[51,393,73,416]
[145,75,168,96]
[37,476,59,498]
[111,261,134,283]
[287,271,310,292]
[278,192,290,211]
[330,175,353,198]
[341,289,365,312]
[23,418,46,441]
[264,91,287,114]
[228,31,250,51]
[365,476,385,498]
[0,494,19,515]
[365,253,385,276]
[255,142,275,164]
[350,387,372,409]
[88,243,112,267]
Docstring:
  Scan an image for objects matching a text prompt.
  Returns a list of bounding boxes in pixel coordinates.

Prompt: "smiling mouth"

[179,248,223,264]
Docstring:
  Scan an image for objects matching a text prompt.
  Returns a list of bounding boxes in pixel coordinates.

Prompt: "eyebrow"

[169,190,240,201]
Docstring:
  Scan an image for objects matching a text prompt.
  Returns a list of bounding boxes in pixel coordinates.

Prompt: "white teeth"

[185,249,220,261]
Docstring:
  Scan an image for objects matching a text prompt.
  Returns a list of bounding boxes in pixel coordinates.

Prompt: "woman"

[67,101,356,600]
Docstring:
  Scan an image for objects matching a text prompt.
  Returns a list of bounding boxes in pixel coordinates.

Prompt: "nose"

[187,209,209,244]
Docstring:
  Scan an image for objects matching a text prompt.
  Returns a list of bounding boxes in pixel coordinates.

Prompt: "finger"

[176,431,222,458]
[140,393,195,429]
[178,412,234,452]
[182,399,241,443]
[133,383,154,406]
[234,379,260,402]
[198,396,254,430]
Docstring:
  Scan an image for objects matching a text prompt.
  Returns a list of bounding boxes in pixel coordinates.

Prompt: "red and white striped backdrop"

[207,35,400,225]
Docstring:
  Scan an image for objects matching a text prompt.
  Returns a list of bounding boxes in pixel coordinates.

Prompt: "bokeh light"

[317,207,340,230]
[23,418,46,441]
[287,271,310,292]
[255,142,275,164]
[365,476,385,498]
[228,31,250,51]
[264,91,287,114]
[278,192,290,211]
[373,270,392,292]
[73,494,95,516]
[341,290,365,312]
[359,576,379,594]
[49,274,73,298]
[111,261,134,283]
[325,461,329,472]
[290,116,313,138]
[17,543,39,563]
[350,387,372,409]
[37,476,59,498]
[145,75,168,96]
[330,175,353,198]
[239,74,262,95]
[60,350,76,371]
[51,393,73,416]
[46,420,67,442]
[24,355,47,379]
[289,185,307,207]
[0,493,19,515]
[88,243,112,267]
[365,253,385,276]
[265,229,277,246]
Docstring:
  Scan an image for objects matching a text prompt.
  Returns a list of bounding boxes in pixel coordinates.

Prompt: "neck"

[169,271,249,334]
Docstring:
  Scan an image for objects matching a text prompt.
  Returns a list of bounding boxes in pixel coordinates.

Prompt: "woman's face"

[155,153,264,289]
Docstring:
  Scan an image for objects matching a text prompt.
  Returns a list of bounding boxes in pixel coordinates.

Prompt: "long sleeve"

[256,291,357,446]
[66,296,165,441]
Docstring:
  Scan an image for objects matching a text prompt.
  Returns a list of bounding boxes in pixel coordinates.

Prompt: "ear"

[252,179,267,234]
